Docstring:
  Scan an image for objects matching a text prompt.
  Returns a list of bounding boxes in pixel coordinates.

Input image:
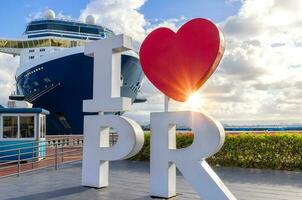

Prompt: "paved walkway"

[0,161,301,200]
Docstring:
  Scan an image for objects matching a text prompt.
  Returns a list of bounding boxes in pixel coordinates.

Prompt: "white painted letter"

[82,115,144,188]
[82,35,144,188]
[150,111,236,200]
[83,34,135,112]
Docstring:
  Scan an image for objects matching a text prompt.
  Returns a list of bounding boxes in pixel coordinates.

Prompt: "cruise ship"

[0,10,145,134]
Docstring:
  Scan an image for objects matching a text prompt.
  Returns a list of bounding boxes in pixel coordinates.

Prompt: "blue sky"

[0,0,241,38]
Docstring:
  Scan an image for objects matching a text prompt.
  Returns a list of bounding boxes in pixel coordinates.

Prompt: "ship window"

[71,41,77,47]
[28,41,34,48]
[29,56,35,60]
[20,116,35,138]
[2,116,18,138]
[29,49,35,53]
[11,41,17,48]
[48,24,79,32]
[23,42,29,49]
[25,21,111,36]
[18,42,23,48]
[34,40,39,46]
[40,49,45,52]
[80,27,99,34]
[27,23,79,32]
[27,24,48,31]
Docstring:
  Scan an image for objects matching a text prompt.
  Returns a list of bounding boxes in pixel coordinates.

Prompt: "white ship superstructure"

[0,10,144,134]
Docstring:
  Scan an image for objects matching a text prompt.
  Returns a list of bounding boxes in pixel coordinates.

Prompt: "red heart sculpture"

[139,18,225,102]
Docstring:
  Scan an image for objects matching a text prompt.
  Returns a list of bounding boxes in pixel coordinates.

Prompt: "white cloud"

[0,53,19,106]
[2,0,301,125]
[80,0,148,41]
[115,0,302,124]
[26,10,44,22]
[26,8,74,22]
[79,0,186,42]
[205,0,302,121]
[146,16,187,33]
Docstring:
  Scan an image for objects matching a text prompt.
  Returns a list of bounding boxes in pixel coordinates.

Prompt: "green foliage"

[130,133,150,161]
[130,133,302,170]
[208,133,302,170]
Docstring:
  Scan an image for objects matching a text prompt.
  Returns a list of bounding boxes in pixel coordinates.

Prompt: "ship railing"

[46,133,117,146]
[25,82,61,103]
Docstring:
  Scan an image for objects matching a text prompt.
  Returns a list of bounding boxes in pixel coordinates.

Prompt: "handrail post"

[55,143,58,170]
[17,149,21,176]
[110,132,113,146]
[61,144,64,163]
[32,143,35,169]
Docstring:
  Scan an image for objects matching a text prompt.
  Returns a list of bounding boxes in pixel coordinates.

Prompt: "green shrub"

[130,133,302,171]
[130,133,150,161]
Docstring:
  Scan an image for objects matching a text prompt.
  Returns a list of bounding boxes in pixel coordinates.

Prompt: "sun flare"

[184,92,204,111]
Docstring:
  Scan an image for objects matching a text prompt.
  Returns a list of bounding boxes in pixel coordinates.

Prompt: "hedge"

[130,133,302,171]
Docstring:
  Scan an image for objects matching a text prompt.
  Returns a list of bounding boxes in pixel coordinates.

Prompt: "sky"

[0,0,301,125]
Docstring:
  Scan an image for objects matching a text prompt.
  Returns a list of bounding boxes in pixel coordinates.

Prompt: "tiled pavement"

[0,161,301,200]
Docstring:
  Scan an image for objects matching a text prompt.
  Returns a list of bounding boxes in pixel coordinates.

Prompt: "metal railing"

[46,135,84,146]
[0,136,83,178]
[0,134,118,178]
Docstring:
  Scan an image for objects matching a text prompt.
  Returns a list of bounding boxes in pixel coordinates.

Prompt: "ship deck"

[0,160,301,200]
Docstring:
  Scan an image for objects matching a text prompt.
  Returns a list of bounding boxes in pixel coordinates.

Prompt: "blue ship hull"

[16,53,143,135]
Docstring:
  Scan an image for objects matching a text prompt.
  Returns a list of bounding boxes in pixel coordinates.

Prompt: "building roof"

[0,108,50,115]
